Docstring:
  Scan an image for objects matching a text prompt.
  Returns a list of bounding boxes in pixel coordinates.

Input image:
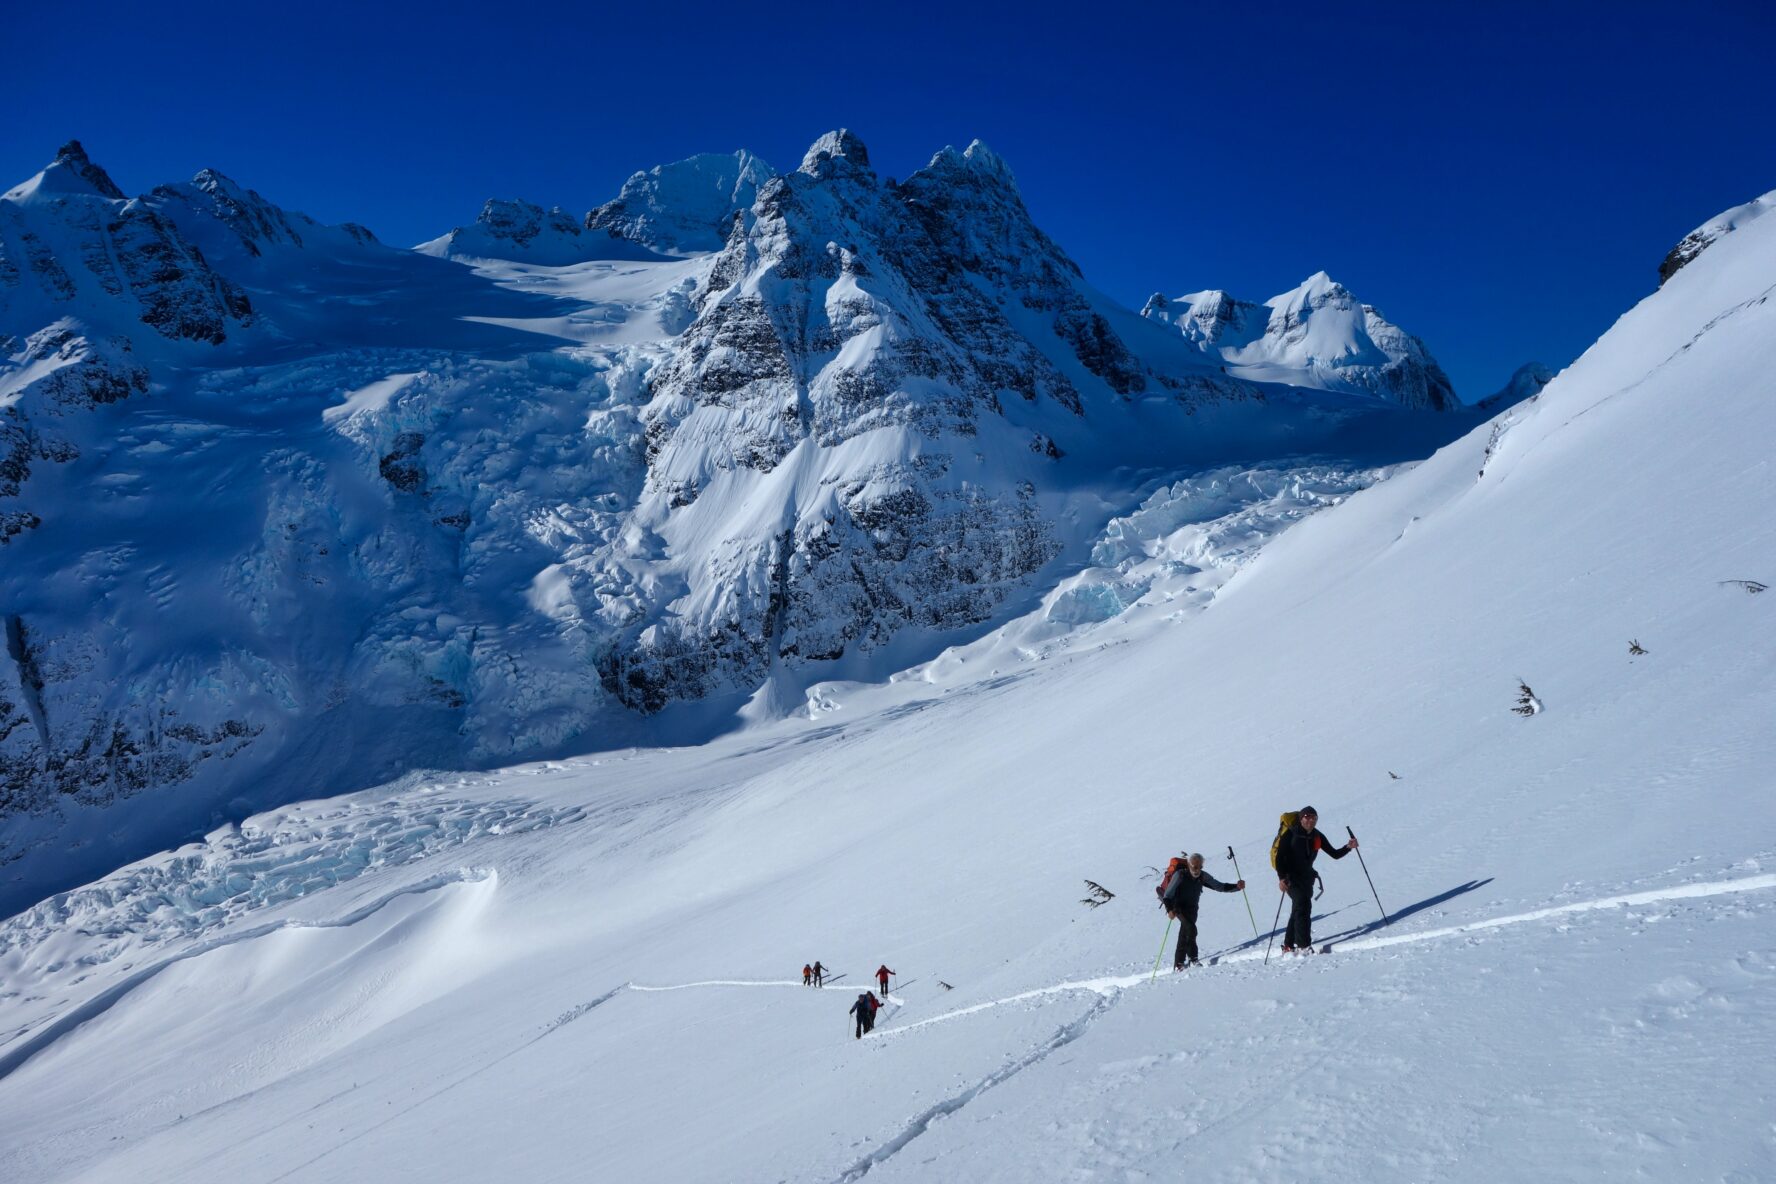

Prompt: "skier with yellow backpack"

[1269,807,1356,955]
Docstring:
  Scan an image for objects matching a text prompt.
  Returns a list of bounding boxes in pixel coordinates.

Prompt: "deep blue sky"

[7,0,1771,398]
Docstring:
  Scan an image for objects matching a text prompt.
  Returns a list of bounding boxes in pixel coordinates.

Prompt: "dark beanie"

[1299,806,1318,817]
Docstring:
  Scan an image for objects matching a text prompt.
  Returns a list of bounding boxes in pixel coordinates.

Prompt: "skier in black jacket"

[849,991,880,1039]
[1274,807,1355,953]
[1162,853,1244,969]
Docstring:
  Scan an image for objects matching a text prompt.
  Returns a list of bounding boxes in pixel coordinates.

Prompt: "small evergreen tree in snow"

[1629,639,1647,656]
[1081,880,1115,908]
[1513,680,1543,717]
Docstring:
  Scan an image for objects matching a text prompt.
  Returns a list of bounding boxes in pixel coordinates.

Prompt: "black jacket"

[1162,868,1239,912]
[1275,825,1349,884]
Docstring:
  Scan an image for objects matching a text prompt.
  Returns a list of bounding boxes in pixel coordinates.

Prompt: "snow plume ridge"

[0,867,497,1083]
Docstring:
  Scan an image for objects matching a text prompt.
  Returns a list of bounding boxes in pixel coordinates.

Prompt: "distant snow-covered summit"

[1142,271,1459,411]
[586,149,776,255]
[0,140,253,346]
[1474,361,1556,413]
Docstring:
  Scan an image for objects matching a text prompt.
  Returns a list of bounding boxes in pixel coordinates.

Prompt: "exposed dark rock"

[53,141,126,200]
[379,431,427,492]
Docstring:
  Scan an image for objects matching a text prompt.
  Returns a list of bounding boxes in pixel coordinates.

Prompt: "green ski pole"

[1151,916,1174,980]
[1228,845,1259,938]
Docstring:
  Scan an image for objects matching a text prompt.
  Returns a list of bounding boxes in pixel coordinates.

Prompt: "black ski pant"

[1284,879,1315,949]
[1172,905,1200,967]
[854,1010,875,1039]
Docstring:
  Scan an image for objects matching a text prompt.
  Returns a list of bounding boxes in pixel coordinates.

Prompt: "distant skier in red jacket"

[875,965,895,994]
[802,963,813,986]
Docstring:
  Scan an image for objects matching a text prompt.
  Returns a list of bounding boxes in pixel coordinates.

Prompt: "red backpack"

[1155,856,1186,905]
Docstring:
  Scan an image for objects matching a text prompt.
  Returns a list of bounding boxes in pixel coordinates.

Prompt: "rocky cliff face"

[1143,271,1458,411]
[0,142,253,346]
[592,131,1214,710]
[1657,187,1776,285]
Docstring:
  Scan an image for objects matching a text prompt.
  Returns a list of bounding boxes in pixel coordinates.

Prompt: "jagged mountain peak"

[4,140,127,204]
[1270,270,1350,310]
[918,139,1020,194]
[51,140,126,200]
[798,129,871,177]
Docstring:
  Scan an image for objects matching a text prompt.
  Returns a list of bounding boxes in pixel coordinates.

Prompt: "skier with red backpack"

[875,965,895,995]
[1272,807,1356,953]
[1159,853,1244,969]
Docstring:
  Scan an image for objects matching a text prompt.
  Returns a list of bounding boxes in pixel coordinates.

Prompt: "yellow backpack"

[1269,812,1300,870]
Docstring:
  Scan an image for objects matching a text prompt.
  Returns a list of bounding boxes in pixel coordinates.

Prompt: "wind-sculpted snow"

[0,789,579,972]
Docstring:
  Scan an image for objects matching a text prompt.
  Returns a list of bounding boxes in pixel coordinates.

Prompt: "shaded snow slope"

[1,175,1773,1181]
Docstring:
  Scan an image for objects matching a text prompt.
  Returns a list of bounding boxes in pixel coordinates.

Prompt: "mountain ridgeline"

[1,128,1653,911]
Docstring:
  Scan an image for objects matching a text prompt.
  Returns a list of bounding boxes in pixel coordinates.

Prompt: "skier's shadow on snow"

[1317,878,1494,949]
[1212,878,1493,959]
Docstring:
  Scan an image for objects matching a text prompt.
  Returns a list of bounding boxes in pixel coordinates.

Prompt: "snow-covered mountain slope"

[1657,183,1776,284]
[0,132,1481,913]
[415,198,670,264]
[0,142,252,347]
[585,149,776,255]
[1143,271,1460,410]
[1473,359,1555,413]
[2,172,1772,1183]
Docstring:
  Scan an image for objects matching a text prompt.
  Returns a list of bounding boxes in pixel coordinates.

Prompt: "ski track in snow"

[620,873,1776,1178]
[263,979,629,1184]
[829,994,1116,1183]
[624,872,1776,1044]
[866,872,1776,1040]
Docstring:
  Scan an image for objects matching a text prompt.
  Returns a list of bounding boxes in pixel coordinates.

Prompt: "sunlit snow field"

[4,191,1776,1182]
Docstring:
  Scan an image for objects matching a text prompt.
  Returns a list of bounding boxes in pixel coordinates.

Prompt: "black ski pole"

[1263,886,1286,964]
[1228,845,1259,938]
[1347,826,1389,925]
